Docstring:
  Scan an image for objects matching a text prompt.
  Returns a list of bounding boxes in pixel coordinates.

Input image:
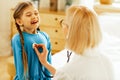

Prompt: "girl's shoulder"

[38,31,50,39]
[11,33,21,45]
[12,33,20,41]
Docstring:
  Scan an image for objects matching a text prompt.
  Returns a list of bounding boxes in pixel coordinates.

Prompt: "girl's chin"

[31,24,39,27]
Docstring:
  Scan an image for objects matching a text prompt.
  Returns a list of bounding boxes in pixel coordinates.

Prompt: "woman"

[33,6,114,80]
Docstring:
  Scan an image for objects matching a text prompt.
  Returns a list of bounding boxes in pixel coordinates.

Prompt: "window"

[115,0,120,1]
[115,0,120,3]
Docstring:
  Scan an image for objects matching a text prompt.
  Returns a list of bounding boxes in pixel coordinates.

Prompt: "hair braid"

[15,23,28,74]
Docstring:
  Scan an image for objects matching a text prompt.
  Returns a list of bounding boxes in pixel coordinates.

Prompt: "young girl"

[34,6,114,80]
[11,1,52,80]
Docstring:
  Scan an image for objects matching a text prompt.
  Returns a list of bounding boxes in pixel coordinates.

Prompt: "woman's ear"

[16,19,23,26]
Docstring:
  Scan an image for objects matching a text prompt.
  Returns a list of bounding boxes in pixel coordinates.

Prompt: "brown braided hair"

[13,1,33,74]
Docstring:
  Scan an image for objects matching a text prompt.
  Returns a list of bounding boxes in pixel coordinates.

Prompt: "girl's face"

[17,5,40,34]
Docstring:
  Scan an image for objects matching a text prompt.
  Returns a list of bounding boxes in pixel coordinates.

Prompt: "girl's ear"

[16,19,23,26]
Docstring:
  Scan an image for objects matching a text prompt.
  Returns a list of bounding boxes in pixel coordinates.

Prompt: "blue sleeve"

[11,35,25,80]
[41,32,52,80]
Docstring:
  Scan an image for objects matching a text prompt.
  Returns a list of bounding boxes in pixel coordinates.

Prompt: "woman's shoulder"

[99,53,113,65]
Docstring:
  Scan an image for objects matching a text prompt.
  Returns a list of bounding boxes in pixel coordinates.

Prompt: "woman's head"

[14,1,40,33]
[63,6,102,54]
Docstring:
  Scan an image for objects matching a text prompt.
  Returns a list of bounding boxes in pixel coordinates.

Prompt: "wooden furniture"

[39,8,65,54]
[0,56,11,80]
[6,56,15,80]
[94,3,120,14]
[11,8,65,54]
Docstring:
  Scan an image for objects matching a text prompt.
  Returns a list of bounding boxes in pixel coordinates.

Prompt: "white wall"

[0,0,30,56]
[79,0,95,9]
[0,0,12,56]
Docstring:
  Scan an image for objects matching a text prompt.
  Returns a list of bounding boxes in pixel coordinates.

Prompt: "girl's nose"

[32,14,36,19]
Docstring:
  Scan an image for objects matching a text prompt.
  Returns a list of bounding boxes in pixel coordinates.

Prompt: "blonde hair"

[65,6,102,54]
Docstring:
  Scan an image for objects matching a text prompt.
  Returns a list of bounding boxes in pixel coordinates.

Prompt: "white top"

[53,48,114,80]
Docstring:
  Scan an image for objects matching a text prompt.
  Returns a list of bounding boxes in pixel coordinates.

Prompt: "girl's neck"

[23,29,37,34]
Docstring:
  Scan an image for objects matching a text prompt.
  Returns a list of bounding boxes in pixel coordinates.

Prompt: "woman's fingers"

[35,44,48,53]
[33,43,44,49]
[34,44,48,64]
[34,47,41,56]
[33,44,48,56]
[35,44,44,47]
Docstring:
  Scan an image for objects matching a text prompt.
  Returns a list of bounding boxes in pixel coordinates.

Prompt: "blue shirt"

[11,31,52,80]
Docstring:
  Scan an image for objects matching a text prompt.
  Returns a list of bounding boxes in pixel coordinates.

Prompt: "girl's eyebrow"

[24,9,39,14]
[25,11,32,14]
[25,10,38,14]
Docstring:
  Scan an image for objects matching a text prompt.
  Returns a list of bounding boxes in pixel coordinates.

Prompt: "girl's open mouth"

[31,20,38,24]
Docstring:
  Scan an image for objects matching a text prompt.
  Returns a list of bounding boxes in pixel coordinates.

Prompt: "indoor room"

[0,0,120,80]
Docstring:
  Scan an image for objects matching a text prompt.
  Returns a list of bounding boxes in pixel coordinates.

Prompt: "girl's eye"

[26,14,31,17]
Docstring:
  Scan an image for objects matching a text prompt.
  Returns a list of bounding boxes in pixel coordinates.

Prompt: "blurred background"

[0,0,120,80]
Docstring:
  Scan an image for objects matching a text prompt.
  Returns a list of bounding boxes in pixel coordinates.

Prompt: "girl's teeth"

[31,21,37,24]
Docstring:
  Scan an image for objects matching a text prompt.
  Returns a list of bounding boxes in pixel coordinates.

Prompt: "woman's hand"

[33,44,48,65]
[33,43,56,75]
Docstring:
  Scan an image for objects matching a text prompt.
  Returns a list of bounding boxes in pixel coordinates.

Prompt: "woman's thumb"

[34,47,40,56]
